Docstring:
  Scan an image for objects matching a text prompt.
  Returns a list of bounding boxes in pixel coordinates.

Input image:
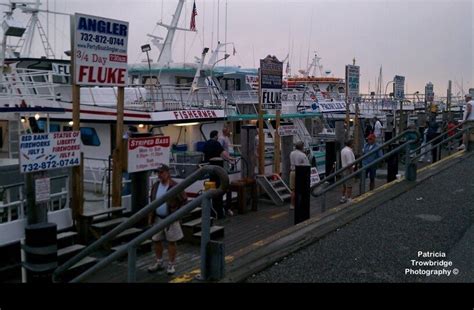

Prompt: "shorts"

[289,170,296,190]
[151,217,183,242]
[341,168,355,187]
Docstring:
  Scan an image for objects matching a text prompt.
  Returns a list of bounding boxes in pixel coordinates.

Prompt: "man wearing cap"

[147,164,187,275]
[458,94,474,150]
[362,134,383,191]
[289,141,310,209]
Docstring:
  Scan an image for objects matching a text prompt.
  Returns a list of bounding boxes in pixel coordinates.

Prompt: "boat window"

[37,120,60,132]
[80,127,101,146]
[175,77,193,89]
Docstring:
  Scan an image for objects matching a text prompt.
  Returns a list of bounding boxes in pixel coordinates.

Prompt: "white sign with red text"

[127,136,171,173]
[73,13,129,86]
[310,167,320,187]
[19,131,81,173]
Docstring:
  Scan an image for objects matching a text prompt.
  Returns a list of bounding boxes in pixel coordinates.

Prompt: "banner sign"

[345,65,360,103]
[260,56,283,110]
[19,132,81,173]
[393,75,405,100]
[73,13,129,86]
[127,136,171,173]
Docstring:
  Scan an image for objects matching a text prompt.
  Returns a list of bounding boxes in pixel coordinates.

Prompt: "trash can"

[22,222,58,283]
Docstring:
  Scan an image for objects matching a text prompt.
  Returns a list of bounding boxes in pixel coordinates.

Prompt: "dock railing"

[310,128,421,210]
[53,165,229,283]
[311,122,474,211]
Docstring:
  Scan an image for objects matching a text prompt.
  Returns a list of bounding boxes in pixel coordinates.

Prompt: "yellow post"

[274,109,281,174]
[112,87,125,208]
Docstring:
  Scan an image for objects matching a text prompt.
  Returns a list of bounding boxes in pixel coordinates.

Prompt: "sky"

[5,0,473,97]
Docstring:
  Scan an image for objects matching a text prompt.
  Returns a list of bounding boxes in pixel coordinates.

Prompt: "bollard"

[294,165,310,225]
[22,222,57,283]
[206,240,225,281]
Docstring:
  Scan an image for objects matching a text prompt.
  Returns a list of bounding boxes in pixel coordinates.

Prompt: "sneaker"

[147,259,164,273]
[457,144,466,151]
[339,197,347,204]
[346,198,353,203]
[226,209,234,217]
[167,264,176,275]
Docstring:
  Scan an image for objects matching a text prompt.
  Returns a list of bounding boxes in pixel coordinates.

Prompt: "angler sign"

[260,56,283,110]
[73,13,129,86]
[127,136,171,173]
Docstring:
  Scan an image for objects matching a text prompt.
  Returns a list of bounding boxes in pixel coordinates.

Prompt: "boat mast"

[156,0,194,66]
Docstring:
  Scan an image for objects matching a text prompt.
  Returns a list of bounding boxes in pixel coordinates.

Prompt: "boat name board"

[171,110,222,120]
[73,13,129,86]
[19,131,81,173]
[317,102,346,112]
[127,136,171,173]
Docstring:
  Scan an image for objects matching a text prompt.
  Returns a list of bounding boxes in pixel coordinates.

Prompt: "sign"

[318,102,347,112]
[393,75,405,100]
[52,63,70,76]
[171,110,223,120]
[73,13,129,86]
[127,136,171,173]
[19,132,81,173]
[261,89,282,110]
[245,75,259,90]
[425,82,434,102]
[345,65,360,102]
[278,125,297,136]
[35,177,50,203]
[310,167,320,187]
[260,56,283,110]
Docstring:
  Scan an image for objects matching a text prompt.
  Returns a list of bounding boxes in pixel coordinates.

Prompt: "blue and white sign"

[345,65,360,102]
[394,75,405,100]
[19,132,81,173]
[73,13,129,86]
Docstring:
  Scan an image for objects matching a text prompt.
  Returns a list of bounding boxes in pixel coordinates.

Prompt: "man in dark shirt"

[203,130,234,163]
[203,130,235,219]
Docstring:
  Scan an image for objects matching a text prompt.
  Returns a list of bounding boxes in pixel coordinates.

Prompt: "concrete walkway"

[247,152,474,283]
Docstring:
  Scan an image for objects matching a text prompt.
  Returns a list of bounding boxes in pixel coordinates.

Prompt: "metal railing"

[0,175,69,223]
[53,165,229,283]
[310,129,421,210]
[409,122,465,162]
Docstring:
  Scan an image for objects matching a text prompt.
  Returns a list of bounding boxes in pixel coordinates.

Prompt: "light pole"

[141,44,152,84]
[210,53,230,106]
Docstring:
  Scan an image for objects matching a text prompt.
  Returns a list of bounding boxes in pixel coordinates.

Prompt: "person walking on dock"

[290,141,310,209]
[362,134,383,191]
[458,94,474,150]
[340,139,356,203]
[147,164,187,275]
[373,117,383,144]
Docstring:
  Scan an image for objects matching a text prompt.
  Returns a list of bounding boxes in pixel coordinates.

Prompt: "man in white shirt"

[289,141,310,209]
[218,126,232,153]
[373,117,383,144]
[340,139,356,203]
[459,94,474,150]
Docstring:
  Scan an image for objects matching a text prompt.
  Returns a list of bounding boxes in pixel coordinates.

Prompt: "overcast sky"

[8,0,474,96]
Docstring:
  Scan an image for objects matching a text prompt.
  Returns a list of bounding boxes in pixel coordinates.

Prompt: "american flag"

[190,1,197,31]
